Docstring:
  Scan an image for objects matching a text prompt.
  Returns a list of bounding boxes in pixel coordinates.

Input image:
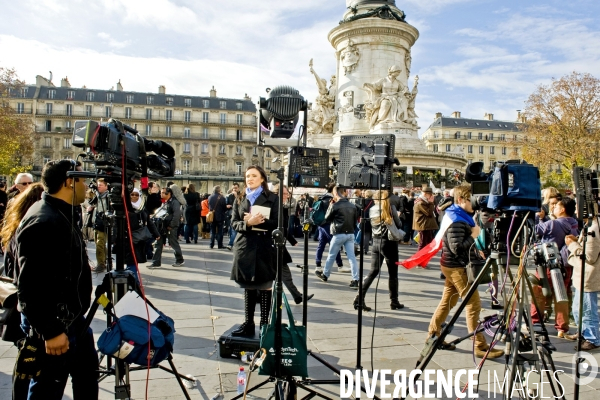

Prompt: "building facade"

[422,111,526,171]
[8,75,277,193]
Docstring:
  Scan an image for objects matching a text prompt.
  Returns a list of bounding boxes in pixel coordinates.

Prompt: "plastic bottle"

[237,367,246,394]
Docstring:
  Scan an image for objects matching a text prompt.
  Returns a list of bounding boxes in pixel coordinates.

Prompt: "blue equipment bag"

[97,309,175,367]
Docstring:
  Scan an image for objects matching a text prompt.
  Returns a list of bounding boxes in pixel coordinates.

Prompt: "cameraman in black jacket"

[151,187,184,267]
[16,159,98,399]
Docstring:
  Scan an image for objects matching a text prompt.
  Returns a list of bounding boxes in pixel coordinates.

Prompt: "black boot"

[390,298,404,310]
[231,290,257,337]
[259,290,272,328]
[353,294,371,311]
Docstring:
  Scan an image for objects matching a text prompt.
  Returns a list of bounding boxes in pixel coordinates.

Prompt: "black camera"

[573,166,599,219]
[527,242,568,303]
[465,160,541,213]
[73,119,175,178]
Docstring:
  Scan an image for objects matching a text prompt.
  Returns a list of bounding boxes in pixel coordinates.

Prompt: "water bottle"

[237,367,246,394]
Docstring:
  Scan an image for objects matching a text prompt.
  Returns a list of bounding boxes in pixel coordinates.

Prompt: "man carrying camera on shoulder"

[16,159,98,399]
[151,186,185,267]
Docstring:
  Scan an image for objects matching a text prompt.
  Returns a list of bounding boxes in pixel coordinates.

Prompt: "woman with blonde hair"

[540,187,560,221]
[354,189,404,311]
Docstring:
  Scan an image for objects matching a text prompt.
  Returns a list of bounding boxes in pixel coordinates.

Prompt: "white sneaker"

[338,267,352,273]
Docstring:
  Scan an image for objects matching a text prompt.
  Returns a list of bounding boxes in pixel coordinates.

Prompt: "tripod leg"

[166,356,192,400]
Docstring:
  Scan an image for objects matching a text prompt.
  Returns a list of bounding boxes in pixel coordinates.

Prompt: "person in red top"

[200,194,210,239]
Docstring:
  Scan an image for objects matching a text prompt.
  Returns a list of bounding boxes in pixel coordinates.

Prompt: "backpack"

[310,196,330,226]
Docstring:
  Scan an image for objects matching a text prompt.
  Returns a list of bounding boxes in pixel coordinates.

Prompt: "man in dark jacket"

[401,189,414,244]
[314,184,344,272]
[16,159,99,399]
[315,186,360,288]
[413,187,439,251]
[426,184,503,359]
[208,185,227,249]
[151,187,185,267]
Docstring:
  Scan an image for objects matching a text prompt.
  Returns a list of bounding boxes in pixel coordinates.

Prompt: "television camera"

[526,242,569,304]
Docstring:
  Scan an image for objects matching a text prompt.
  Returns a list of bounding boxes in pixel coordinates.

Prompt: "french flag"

[398,204,475,269]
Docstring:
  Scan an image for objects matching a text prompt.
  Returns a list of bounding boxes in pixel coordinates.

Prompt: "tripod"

[83,181,194,399]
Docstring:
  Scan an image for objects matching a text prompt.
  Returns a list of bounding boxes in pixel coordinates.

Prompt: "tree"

[0,66,34,177]
[519,72,600,188]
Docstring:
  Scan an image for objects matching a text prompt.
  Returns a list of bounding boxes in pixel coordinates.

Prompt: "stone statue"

[340,39,360,75]
[405,75,419,126]
[405,51,412,77]
[308,59,336,135]
[363,65,414,129]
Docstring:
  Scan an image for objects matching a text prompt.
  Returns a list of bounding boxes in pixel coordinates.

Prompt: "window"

[201,163,208,172]
[433,131,439,139]
[479,146,484,154]
[183,143,191,153]
[236,114,243,125]
[514,147,520,154]
[203,100,210,108]
[106,93,114,102]
[166,97,174,105]
[266,149,271,157]
[220,113,226,124]
[513,135,517,141]
[253,147,258,156]
[44,137,52,148]
[201,127,209,139]
[219,128,226,140]
[165,110,172,121]
[467,132,472,139]
[21,88,28,97]
[184,111,191,123]
[220,101,226,109]
[126,94,134,104]
[266,160,271,169]
[45,120,52,131]
[63,138,71,148]
[67,90,75,99]
[490,146,495,155]
[48,90,56,99]
[236,161,243,175]
[502,147,507,155]
[219,144,226,155]
[433,144,438,152]
[201,143,209,154]
[478,132,482,140]
[86,92,94,101]
[455,131,461,139]
[500,134,505,141]
[444,130,450,138]
[184,98,191,107]
[165,126,172,137]
[105,106,112,118]
[65,120,71,129]
[236,102,243,110]
[16,103,24,114]
[468,145,473,154]
[65,104,72,116]
[145,109,152,120]
[145,125,151,136]
[43,155,51,165]
[446,144,451,152]
[183,159,190,173]
[489,133,494,141]
[202,112,209,123]
[46,103,53,115]
[125,107,132,119]
[236,130,243,141]
[184,127,191,138]
[220,162,226,172]
[85,105,92,117]
[236,145,243,155]
[146,96,154,105]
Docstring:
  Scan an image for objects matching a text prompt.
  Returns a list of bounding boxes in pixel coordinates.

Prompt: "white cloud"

[97,32,131,49]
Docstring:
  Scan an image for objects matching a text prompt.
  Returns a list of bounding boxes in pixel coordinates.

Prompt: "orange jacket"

[201,199,209,217]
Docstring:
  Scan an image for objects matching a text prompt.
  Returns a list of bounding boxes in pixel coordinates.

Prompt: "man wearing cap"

[413,187,439,252]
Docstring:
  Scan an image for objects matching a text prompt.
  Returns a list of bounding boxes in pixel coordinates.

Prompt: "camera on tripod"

[527,242,568,303]
[72,118,176,178]
[465,160,541,213]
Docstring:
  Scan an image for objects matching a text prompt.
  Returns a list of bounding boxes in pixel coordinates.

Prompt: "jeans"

[572,289,600,345]
[228,229,237,247]
[324,233,359,281]
[184,223,198,242]
[402,219,413,243]
[315,226,342,266]
[429,266,486,349]
[363,239,399,299]
[210,220,224,248]
[22,316,99,400]
[152,228,184,265]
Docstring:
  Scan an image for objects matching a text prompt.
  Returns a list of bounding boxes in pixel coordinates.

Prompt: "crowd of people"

[0,160,599,399]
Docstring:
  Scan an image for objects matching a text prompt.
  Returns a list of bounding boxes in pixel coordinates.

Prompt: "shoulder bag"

[385,206,405,241]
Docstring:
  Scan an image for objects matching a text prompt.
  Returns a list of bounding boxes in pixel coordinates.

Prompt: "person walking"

[413,187,439,253]
[183,184,201,244]
[151,187,185,267]
[225,183,240,249]
[313,184,345,272]
[208,186,228,249]
[200,193,210,239]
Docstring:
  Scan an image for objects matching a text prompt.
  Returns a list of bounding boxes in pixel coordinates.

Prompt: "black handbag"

[14,335,45,380]
[132,225,153,243]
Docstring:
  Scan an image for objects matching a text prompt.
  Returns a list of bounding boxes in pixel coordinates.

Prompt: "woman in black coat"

[183,183,201,243]
[230,165,278,337]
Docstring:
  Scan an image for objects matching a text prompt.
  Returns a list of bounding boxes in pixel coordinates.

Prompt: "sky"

[2,0,600,135]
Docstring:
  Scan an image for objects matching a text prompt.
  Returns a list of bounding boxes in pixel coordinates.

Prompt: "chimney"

[435,112,442,119]
[117,80,123,92]
[484,113,494,120]
[210,86,217,98]
[60,77,71,88]
[158,85,166,94]
[451,111,461,118]
[244,93,252,101]
[36,75,54,87]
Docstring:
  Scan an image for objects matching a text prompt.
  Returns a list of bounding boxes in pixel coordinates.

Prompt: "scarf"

[399,204,475,269]
[131,188,142,210]
[246,186,263,206]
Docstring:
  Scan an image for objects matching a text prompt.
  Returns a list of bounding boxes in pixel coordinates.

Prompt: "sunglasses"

[18,182,33,185]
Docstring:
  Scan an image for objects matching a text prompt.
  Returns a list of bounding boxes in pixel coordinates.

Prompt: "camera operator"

[16,159,98,399]
[151,187,185,267]
[89,178,109,272]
